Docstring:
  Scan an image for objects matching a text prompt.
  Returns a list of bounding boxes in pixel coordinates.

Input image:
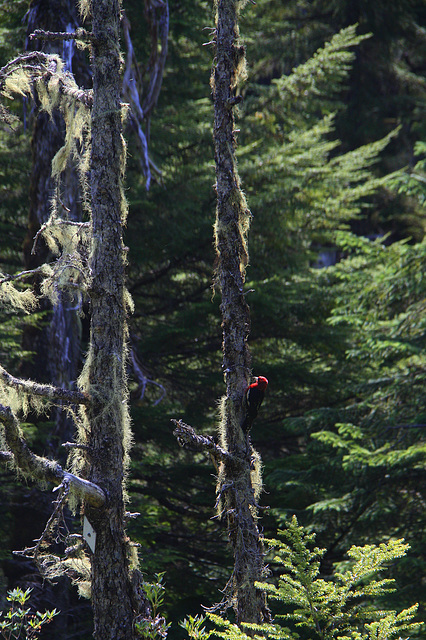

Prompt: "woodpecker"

[241,376,268,433]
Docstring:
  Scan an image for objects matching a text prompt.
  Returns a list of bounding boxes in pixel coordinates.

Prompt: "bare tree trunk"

[81,1,135,638]
[212,0,270,625]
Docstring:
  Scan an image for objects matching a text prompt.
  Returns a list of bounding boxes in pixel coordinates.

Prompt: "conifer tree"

[0,1,155,638]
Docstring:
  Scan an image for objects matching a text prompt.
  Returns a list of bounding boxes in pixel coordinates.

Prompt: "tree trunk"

[212,0,270,626]
[81,1,135,638]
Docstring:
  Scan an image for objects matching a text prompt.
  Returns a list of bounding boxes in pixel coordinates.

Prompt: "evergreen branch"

[0,404,105,507]
[29,28,96,43]
[171,419,231,461]
[0,364,90,406]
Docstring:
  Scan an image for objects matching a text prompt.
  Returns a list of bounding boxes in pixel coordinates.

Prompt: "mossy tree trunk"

[81,1,134,638]
[1,1,153,636]
[212,0,270,626]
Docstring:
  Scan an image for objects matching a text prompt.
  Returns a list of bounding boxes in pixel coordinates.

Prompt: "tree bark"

[212,0,270,626]
[82,1,135,638]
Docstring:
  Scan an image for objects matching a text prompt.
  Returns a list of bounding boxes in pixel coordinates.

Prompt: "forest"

[0,0,425,638]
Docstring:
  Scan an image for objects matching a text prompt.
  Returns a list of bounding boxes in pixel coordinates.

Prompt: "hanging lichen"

[0,278,38,313]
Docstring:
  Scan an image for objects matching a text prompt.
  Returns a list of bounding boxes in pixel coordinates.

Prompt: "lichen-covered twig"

[29,28,96,43]
[0,404,105,507]
[0,265,51,285]
[31,219,89,255]
[0,364,90,406]
[171,418,231,461]
[0,52,93,109]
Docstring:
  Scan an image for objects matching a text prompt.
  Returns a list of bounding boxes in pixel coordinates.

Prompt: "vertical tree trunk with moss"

[81,1,134,638]
[212,0,270,625]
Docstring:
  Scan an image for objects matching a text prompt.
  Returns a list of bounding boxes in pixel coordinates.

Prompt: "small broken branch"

[61,441,90,450]
[171,419,231,461]
[0,404,105,507]
[29,28,96,43]
[0,265,52,286]
[0,365,90,406]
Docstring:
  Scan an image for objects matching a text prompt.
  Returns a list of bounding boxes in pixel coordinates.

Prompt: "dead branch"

[29,28,95,43]
[171,419,231,461]
[0,52,93,108]
[0,404,105,507]
[121,5,168,187]
[130,343,166,405]
[143,0,169,119]
[121,11,151,186]
[13,479,70,561]
[61,441,90,450]
[0,264,54,285]
[0,364,90,406]
[32,219,89,255]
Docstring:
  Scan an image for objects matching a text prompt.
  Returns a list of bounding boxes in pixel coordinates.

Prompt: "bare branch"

[13,480,71,560]
[61,441,90,450]
[130,344,166,405]
[29,28,95,43]
[0,265,51,285]
[171,419,231,461]
[121,5,168,187]
[0,365,90,406]
[122,12,151,187]
[32,219,89,255]
[0,404,105,507]
[143,0,169,119]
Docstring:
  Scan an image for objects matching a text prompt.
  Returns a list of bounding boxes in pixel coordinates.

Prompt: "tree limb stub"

[0,364,90,406]
[0,404,105,507]
[0,264,53,285]
[172,419,231,461]
[29,28,96,44]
